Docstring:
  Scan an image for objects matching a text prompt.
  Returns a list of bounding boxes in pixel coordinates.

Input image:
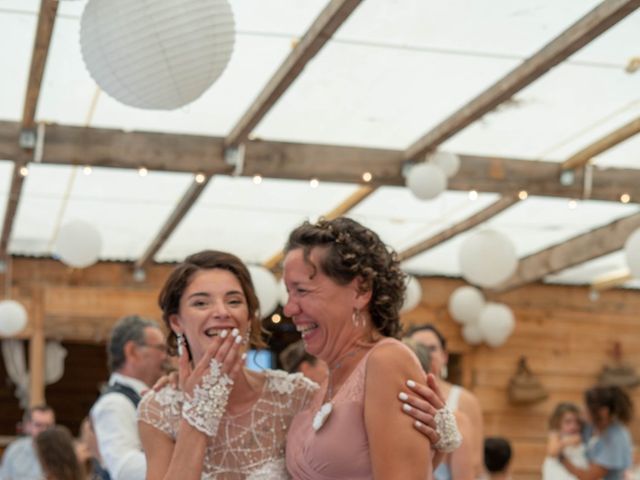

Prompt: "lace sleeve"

[137,386,183,439]
[267,370,319,415]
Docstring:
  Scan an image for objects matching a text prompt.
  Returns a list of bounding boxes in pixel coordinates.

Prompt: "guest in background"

[543,402,588,479]
[279,339,328,385]
[556,385,633,480]
[408,324,484,477]
[35,425,85,480]
[484,437,512,480]
[0,404,55,480]
[76,417,110,480]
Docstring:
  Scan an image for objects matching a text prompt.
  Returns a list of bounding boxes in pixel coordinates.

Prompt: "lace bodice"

[139,369,317,479]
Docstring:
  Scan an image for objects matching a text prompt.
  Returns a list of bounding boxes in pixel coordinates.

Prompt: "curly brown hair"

[585,385,634,425]
[284,217,405,338]
[158,250,267,355]
[35,426,84,480]
[548,402,582,430]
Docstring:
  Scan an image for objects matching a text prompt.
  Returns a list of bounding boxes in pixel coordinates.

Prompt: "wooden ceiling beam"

[225,0,363,147]
[135,0,363,268]
[397,195,520,262]
[493,212,640,292]
[404,0,640,161]
[1,121,639,203]
[562,116,640,170]
[262,185,375,271]
[592,268,634,291]
[0,0,58,259]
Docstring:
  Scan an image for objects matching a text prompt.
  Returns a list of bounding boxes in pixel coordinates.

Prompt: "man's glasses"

[140,343,169,354]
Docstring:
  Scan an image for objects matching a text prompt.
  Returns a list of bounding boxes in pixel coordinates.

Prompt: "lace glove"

[182,358,234,436]
[433,407,462,453]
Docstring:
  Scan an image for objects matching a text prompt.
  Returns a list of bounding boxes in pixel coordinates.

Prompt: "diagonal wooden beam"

[263,185,375,271]
[562,116,640,170]
[224,0,363,147]
[397,195,519,262]
[0,0,58,259]
[136,0,363,268]
[1,121,640,203]
[494,212,640,292]
[404,0,640,161]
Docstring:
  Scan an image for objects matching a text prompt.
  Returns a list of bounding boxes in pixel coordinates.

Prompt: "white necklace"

[312,348,361,432]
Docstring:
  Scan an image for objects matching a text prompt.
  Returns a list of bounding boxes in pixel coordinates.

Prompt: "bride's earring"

[176,333,185,356]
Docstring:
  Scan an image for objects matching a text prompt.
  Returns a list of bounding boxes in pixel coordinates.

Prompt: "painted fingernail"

[220,330,229,338]
[402,403,412,413]
[414,420,423,428]
[235,335,243,344]
[231,328,239,337]
[241,352,247,360]
[407,379,416,388]
[399,392,409,401]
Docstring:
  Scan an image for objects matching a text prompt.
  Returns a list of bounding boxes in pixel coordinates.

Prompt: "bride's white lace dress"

[138,369,317,479]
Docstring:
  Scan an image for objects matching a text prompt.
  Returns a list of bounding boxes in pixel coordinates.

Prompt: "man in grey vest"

[91,315,168,480]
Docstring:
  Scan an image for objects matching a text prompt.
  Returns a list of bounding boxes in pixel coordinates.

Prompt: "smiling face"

[559,411,581,436]
[283,247,371,365]
[169,268,251,363]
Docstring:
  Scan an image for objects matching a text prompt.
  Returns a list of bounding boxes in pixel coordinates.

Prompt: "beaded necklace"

[312,347,362,432]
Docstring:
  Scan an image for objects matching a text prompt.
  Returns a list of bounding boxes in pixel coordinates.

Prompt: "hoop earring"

[352,309,363,328]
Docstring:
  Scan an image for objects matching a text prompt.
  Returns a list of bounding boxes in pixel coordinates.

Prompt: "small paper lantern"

[248,266,279,317]
[461,323,483,346]
[0,300,28,337]
[55,220,102,269]
[448,286,485,324]
[406,163,447,200]
[625,228,640,279]
[478,302,515,348]
[428,151,460,178]
[278,279,289,306]
[459,230,518,288]
[401,276,422,313]
[80,0,235,110]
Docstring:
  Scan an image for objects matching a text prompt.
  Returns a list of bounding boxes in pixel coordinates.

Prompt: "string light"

[83,166,92,175]
[468,190,478,201]
[271,313,282,324]
[310,178,319,188]
[19,166,29,177]
[568,199,578,210]
[362,172,372,182]
[252,175,263,185]
[138,167,148,177]
[620,193,631,204]
[194,173,206,184]
[518,190,528,200]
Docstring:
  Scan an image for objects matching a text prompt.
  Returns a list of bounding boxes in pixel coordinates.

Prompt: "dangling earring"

[176,333,185,356]
[352,308,362,328]
[440,364,448,379]
[244,323,252,345]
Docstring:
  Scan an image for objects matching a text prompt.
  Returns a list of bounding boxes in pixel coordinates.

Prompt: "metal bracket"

[19,129,37,149]
[224,144,246,177]
[559,169,575,186]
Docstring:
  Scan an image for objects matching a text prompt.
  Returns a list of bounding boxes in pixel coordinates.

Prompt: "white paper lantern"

[459,230,518,288]
[478,302,515,348]
[406,163,447,200]
[55,220,102,269]
[80,0,235,110]
[0,300,28,337]
[625,228,640,279]
[428,151,460,178]
[248,266,279,317]
[401,276,422,313]
[461,323,483,346]
[448,286,485,324]
[278,279,289,306]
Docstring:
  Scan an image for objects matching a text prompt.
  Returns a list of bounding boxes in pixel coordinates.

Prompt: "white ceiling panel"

[545,251,640,289]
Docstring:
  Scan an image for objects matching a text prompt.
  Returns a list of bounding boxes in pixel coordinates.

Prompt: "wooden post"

[29,287,45,406]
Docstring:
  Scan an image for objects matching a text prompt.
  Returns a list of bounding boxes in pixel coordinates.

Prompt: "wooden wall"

[1,258,640,477]
[402,277,640,479]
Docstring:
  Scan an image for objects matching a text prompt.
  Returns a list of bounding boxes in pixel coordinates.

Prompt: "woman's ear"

[169,313,182,334]
[353,277,373,309]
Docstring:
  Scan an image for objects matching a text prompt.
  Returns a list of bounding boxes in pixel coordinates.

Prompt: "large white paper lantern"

[0,300,28,337]
[428,151,460,178]
[406,163,447,200]
[478,302,515,348]
[80,0,235,110]
[459,230,518,288]
[55,220,102,269]
[401,276,422,313]
[248,266,279,317]
[278,279,289,306]
[625,228,640,279]
[461,322,483,346]
[448,286,485,324]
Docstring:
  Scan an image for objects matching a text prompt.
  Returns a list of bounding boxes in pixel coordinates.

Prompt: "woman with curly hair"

[35,426,85,480]
[283,217,459,478]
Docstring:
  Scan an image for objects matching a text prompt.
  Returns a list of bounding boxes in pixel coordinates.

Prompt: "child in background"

[543,402,588,479]
[484,437,512,480]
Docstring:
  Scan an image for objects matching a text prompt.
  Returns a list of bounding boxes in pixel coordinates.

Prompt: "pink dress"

[286,338,407,479]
